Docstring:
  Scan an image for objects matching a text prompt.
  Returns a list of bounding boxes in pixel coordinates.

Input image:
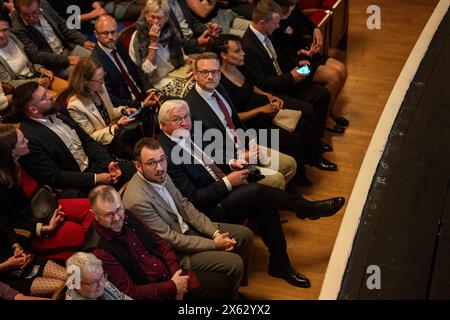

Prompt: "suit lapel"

[143,178,179,218]
[193,89,227,134]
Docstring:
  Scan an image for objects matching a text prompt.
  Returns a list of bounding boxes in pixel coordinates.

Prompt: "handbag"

[30,185,58,225]
[272,109,302,132]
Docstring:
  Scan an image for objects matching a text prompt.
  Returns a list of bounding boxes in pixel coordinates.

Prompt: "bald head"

[95,15,118,49]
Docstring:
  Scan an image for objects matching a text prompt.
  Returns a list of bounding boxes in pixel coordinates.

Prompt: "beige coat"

[67,85,126,145]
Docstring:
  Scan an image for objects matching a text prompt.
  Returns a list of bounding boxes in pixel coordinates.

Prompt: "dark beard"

[42,103,59,116]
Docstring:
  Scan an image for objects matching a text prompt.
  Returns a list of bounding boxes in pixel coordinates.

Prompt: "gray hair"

[145,0,171,16]
[158,99,190,127]
[66,252,103,277]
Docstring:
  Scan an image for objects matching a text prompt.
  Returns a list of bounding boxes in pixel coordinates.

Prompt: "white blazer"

[67,85,126,145]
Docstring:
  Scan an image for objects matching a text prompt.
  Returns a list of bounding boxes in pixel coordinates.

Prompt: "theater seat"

[298,0,348,50]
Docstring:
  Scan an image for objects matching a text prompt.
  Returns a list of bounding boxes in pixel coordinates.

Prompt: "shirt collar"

[136,171,167,190]
[249,23,268,45]
[29,114,56,124]
[98,41,115,55]
[195,83,215,101]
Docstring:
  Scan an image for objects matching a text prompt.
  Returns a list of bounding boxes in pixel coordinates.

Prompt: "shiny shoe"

[312,155,338,171]
[331,115,350,127]
[268,266,311,288]
[326,124,346,134]
[306,197,345,220]
[320,142,333,153]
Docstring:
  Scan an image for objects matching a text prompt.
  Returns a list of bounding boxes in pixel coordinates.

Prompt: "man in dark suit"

[157,99,346,288]
[241,0,334,166]
[11,0,95,79]
[92,15,159,110]
[168,0,221,54]
[12,82,134,197]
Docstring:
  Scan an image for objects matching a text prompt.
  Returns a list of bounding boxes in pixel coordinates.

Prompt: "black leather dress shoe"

[312,155,338,171]
[331,114,350,127]
[326,124,346,134]
[305,197,345,220]
[320,142,333,153]
[269,266,311,288]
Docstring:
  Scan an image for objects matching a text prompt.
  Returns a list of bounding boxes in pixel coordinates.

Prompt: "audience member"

[186,52,298,190]
[92,15,159,110]
[129,0,194,97]
[241,0,330,139]
[122,137,252,294]
[0,11,67,96]
[89,185,238,299]
[0,123,94,259]
[65,251,131,300]
[11,82,135,197]
[215,34,337,173]
[168,0,221,54]
[0,214,67,297]
[65,57,144,159]
[157,100,346,287]
[272,0,349,133]
[11,0,95,79]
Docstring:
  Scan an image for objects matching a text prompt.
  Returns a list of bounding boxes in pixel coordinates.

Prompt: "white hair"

[145,0,171,15]
[66,252,103,277]
[158,99,190,127]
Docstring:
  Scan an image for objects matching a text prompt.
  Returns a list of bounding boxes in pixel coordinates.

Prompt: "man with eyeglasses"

[12,81,135,198]
[122,137,252,297]
[186,52,298,191]
[92,15,160,111]
[89,185,238,300]
[10,0,95,79]
[65,252,131,300]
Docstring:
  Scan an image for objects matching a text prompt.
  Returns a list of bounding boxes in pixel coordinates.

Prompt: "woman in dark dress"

[0,124,94,261]
[214,34,338,185]
[272,0,349,133]
[0,214,66,297]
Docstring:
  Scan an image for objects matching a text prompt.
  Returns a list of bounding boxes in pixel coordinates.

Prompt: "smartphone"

[127,108,143,119]
[297,65,311,75]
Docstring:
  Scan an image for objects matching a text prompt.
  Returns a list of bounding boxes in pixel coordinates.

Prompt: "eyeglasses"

[0,28,10,34]
[89,73,106,83]
[20,9,40,19]
[197,69,221,78]
[93,206,125,220]
[81,272,107,287]
[168,114,190,125]
[142,156,167,168]
[96,30,118,37]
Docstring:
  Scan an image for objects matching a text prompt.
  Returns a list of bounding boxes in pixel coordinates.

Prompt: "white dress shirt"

[138,172,189,234]
[0,40,33,77]
[249,24,278,62]
[31,115,89,172]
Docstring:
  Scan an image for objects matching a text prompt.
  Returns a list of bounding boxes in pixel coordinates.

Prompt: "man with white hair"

[157,99,346,288]
[65,252,131,300]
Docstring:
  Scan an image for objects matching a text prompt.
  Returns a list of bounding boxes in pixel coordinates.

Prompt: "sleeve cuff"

[94,173,97,185]
[212,230,220,239]
[222,177,232,191]
[142,57,157,74]
[36,223,43,237]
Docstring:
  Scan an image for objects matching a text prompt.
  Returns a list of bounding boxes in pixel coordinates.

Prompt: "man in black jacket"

[12,82,134,197]
[11,0,95,79]
[157,99,346,288]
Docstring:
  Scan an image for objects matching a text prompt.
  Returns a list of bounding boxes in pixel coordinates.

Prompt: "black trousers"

[186,270,237,300]
[208,183,313,270]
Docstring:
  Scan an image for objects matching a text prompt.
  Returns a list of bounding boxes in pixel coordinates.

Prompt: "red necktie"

[212,91,235,130]
[110,49,144,100]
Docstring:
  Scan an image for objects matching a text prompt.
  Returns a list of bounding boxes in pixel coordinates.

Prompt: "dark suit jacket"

[241,27,295,93]
[91,44,151,108]
[185,85,247,164]
[18,109,112,192]
[170,0,207,54]
[10,0,87,71]
[159,133,232,215]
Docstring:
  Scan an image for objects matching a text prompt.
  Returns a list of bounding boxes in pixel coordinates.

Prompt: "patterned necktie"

[94,94,110,124]
[211,91,243,149]
[264,37,283,76]
[110,49,145,100]
[188,140,226,179]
